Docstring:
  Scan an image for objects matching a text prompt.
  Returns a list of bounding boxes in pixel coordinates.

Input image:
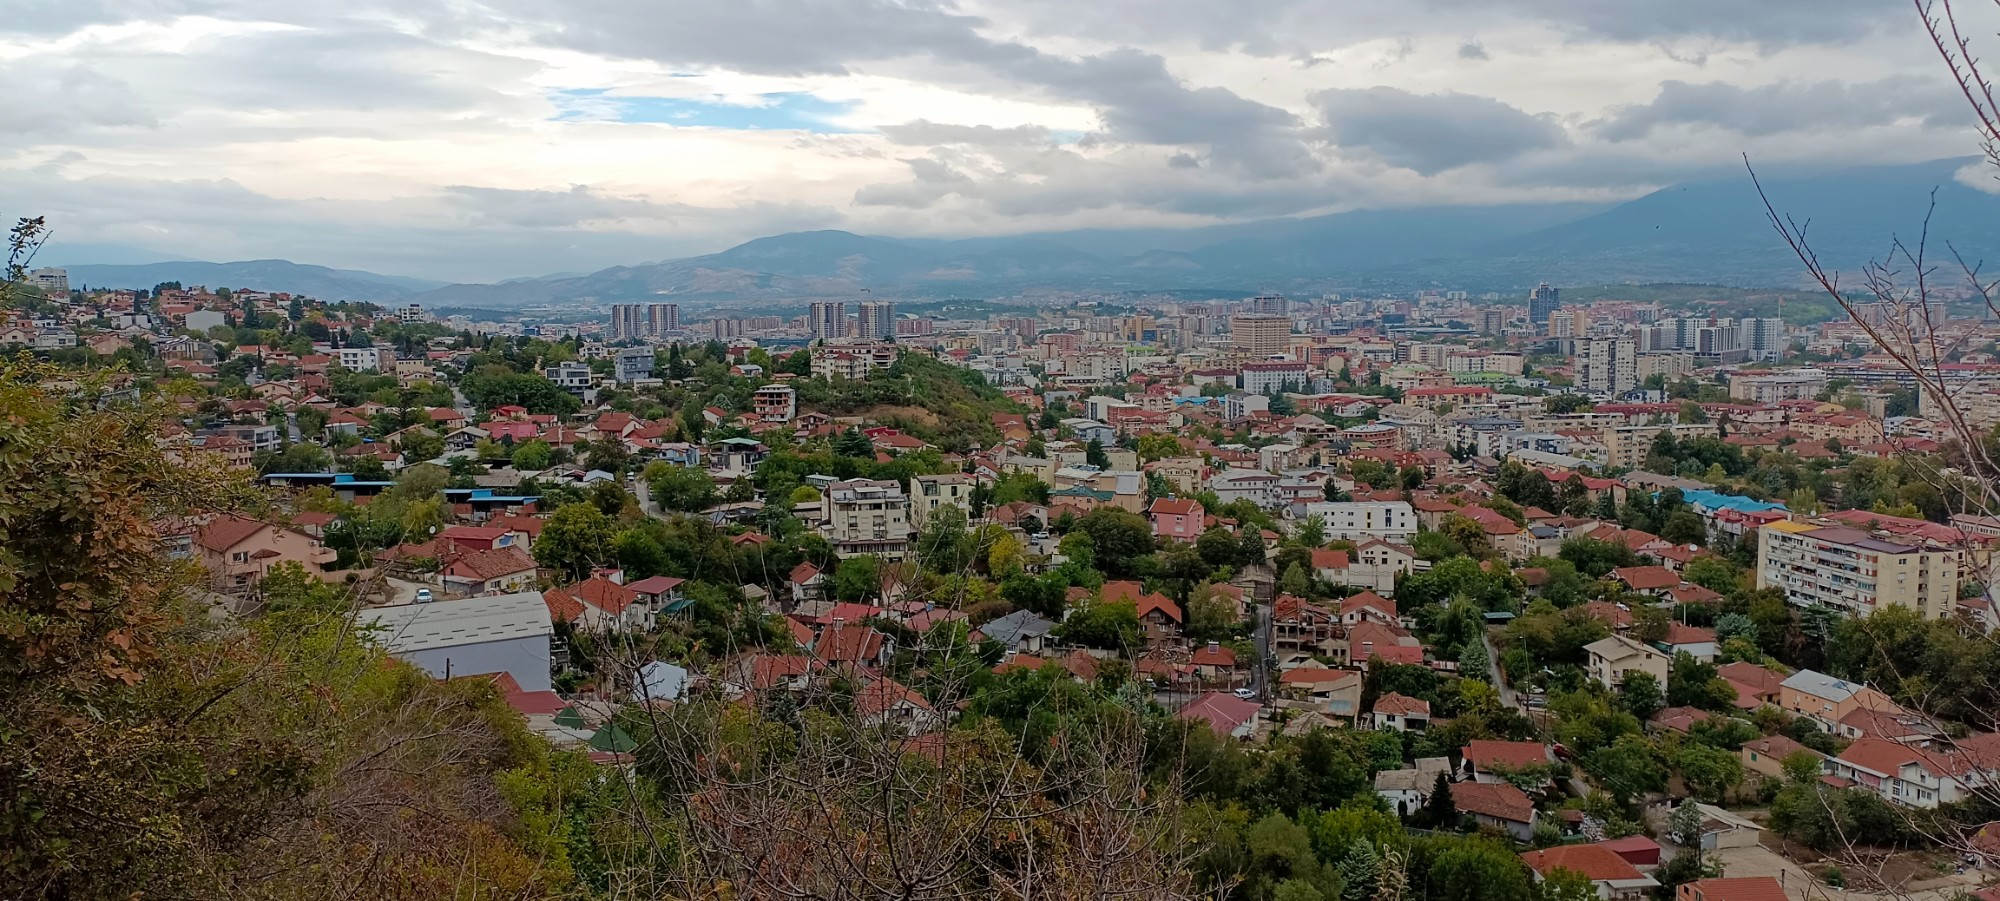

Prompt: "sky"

[4,0,1992,283]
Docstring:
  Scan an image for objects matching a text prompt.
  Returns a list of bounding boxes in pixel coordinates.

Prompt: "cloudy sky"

[3,0,1988,282]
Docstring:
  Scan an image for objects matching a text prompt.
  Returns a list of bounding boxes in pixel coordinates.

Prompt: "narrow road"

[1252,599,1273,700]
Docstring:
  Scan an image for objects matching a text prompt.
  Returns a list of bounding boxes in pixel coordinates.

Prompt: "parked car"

[1232,687,1258,700]
[414,588,434,604]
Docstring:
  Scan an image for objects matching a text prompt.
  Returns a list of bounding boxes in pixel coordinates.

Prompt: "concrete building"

[1230,314,1290,358]
[857,301,896,339]
[545,361,592,396]
[911,473,976,527]
[648,303,679,336]
[809,301,848,340]
[752,384,797,423]
[1298,501,1418,542]
[1757,520,1961,619]
[29,267,68,295]
[359,591,554,692]
[825,478,913,559]
[336,346,390,372]
[610,303,645,340]
[1579,335,1638,396]
[1528,283,1559,335]
[1240,361,1311,395]
[1728,369,1826,403]
[1585,635,1671,689]
[1602,423,1719,470]
[613,346,655,383]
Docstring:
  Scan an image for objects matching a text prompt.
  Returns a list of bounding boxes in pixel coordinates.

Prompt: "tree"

[1544,394,1591,414]
[833,555,882,603]
[1280,562,1311,597]
[535,502,615,580]
[1076,508,1154,578]
[1666,652,1738,711]
[1086,438,1110,469]
[1293,515,1327,548]
[1558,537,1637,578]
[647,462,718,513]
[1681,556,1739,593]
[1417,772,1456,827]
[1533,868,1598,901]
[1055,601,1140,649]
[1660,510,1708,546]
[1617,671,1664,722]
[1186,588,1241,642]
[1583,734,1668,804]
[511,438,553,470]
[1676,742,1743,802]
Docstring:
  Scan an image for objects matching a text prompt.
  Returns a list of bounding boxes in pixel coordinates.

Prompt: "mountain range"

[46,158,2000,308]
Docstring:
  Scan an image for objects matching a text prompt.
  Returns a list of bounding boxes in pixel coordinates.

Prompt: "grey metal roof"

[359,591,552,653]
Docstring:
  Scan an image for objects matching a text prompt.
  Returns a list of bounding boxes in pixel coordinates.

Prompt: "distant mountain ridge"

[52,259,448,302]
[45,158,2000,305]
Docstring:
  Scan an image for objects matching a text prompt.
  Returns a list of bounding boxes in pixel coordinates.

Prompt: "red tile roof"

[1679,878,1789,901]
[1452,780,1534,824]
[571,576,639,615]
[1463,740,1552,771]
[195,515,271,552]
[442,546,537,582]
[1176,692,1261,736]
[1373,692,1430,717]
[1519,845,1644,881]
[1613,566,1682,591]
[1136,592,1184,623]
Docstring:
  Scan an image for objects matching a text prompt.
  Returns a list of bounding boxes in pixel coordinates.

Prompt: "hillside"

[53,259,448,302]
[407,158,2000,306]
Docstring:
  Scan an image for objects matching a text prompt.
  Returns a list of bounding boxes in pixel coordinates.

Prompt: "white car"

[1232,687,1258,700]
[414,588,434,604]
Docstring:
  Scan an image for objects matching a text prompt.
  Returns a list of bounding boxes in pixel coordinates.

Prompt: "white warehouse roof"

[359,591,551,653]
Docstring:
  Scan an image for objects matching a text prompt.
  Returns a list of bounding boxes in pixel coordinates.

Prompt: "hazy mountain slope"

[55,260,447,301]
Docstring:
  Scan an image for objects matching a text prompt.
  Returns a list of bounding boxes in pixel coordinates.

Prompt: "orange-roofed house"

[1371,692,1431,732]
[1520,845,1658,900]
[545,575,652,632]
[1462,740,1556,785]
[1676,877,1789,901]
[1452,781,1537,840]
[439,546,539,596]
[1135,592,1184,646]
[1148,497,1206,540]
[196,515,340,592]
[1191,640,1245,686]
[854,676,939,734]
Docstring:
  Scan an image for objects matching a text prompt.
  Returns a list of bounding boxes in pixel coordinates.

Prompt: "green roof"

[589,723,637,753]
[553,706,587,728]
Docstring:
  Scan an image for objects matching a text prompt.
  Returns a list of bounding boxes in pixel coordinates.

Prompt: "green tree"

[535,502,615,580]
[511,439,554,470]
[1076,508,1155,578]
[646,462,718,513]
[833,555,882,603]
[1583,734,1668,804]
[1676,742,1743,802]
[1054,601,1140,650]
[1617,671,1664,721]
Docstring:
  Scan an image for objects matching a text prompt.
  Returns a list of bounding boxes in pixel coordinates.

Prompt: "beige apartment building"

[825,478,914,560]
[1757,520,1960,619]
[911,473,977,527]
[1601,422,1719,470]
[1230,314,1290,358]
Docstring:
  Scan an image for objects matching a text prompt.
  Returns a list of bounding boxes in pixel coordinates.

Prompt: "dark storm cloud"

[1591,76,1966,141]
[1312,87,1568,175]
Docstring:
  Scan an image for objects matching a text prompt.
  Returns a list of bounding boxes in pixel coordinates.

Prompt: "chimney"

[831,617,845,629]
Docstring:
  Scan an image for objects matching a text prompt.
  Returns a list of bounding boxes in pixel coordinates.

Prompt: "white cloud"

[0,0,1982,280]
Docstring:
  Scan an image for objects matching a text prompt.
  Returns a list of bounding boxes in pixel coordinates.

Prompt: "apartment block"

[1756,520,1961,619]
[1601,422,1718,470]
[825,478,913,560]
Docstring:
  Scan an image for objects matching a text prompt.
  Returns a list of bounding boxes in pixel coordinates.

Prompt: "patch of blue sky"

[550,89,863,133]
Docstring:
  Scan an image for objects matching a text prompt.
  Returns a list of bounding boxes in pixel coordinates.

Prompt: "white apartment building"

[1729,369,1827,403]
[812,341,899,380]
[1602,422,1719,470]
[1578,336,1638,396]
[824,479,913,559]
[1757,520,1961,619]
[911,473,977,527]
[1240,361,1312,395]
[544,361,592,396]
[1299,501,1418,542]
[336,346,390,372]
